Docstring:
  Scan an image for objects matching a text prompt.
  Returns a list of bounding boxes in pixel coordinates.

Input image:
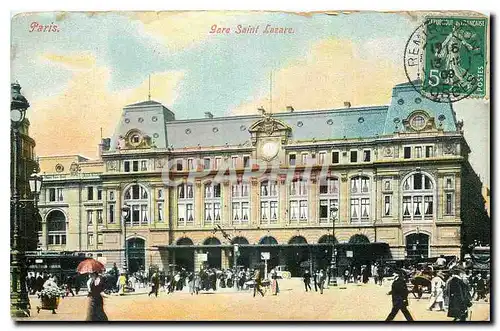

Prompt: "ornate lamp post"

[10,82,31,317]
[121,205,131,274]
[330,206,339,285]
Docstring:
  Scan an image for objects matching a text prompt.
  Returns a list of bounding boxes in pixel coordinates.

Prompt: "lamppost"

[10,82,32,317]
[121,205,131,274]
[330,206,339,285]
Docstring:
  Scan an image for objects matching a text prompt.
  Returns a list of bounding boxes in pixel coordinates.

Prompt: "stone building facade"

[36,82,489,275]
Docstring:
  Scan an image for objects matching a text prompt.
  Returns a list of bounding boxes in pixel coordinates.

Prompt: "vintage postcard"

[10,10,490,321]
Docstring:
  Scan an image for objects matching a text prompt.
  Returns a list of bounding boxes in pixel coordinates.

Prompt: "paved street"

[23,278,489,322]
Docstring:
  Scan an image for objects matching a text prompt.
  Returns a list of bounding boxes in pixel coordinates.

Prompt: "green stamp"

[422,17,487,102]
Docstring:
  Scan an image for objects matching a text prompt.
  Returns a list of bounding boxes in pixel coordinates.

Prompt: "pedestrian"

[445,268,472,321]
[303,270,312,292]
[65,275,75,297]
[372,263,379,284]
[194,273,200,295]
[253,268,265,297]
[377,264,384,286]
[428,271,445,311]
[270,269,279,295]
[385,271,414,321]
[343,268,350,284]
[86,272,108,321]
[313,270,319,292]
[318,269,326,294]
[362,265,369,284]
[475,273,487,301]
[117,272,127,296]
[148,271,160,297]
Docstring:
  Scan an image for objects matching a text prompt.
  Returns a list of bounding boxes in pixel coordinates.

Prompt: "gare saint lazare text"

[209,24,295,35]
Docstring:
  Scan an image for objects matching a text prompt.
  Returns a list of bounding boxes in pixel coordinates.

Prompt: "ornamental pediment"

[248,115,291,136]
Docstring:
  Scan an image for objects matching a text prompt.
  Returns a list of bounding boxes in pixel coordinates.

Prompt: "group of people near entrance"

[302,269,327,294]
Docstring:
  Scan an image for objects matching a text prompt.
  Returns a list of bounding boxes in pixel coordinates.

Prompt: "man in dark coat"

[445,269,472,321]
[148,271,160,297]
[303,270,312,292]
[385,271,414,321]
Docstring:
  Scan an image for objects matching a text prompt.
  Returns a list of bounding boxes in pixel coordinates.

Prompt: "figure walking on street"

[385,271,414,321]
[86,272,108,321]
[428,272,445,311]
[303,270,312,292]
[446,268,472,321]
[253,268,265,297]
[270,269,279,295]
[148,271,160,297]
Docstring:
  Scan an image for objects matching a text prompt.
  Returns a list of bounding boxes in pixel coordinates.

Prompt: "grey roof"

[107,82,459,152]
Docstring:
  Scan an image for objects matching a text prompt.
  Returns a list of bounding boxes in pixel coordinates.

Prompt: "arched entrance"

[231,236,250,268]
[203,237,221,269]
[176,237,194,271]
[406,233,430,260]
[256,236,279,272]
[317,235,338,270]
[349,234,370,244]
[46,210,67,246]
[127,237,146,274]
[286,236,308,277]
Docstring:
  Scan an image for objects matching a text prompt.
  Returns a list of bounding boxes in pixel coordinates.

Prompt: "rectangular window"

[56,188,64,201]
[289,201,298,221]
[231,156,238,169]
[332,151,339,164]
[87,210,93,225]
[178,204,186,224]
[301,153,308,165]
[87,187,94,200]
[214,157,222,170]
[97,210,103,224]
[261,201,269,220]
[49,188,56,202]
[363,150,371,162]
[446,193,453,214]
[214,203,221,222]
[97,234,103,245]
[350,150,358,163]
[361,198,370,219]
[415,146,423,158]
[187,159,194,170]
[97,189,102,201]
[204,158,211,170]
[241,202,249,221]
[131,205,139,225]
[88,234,94,246]
[232,202,240,222]
[133,161,139,172]
[132,185,140,199]
[140,160,147,171]
[445,177,453,189]
[319,200,328,219]
[205,203,213,222]
[109,204,115,224]
[299,200,308,220]
[61,235,66,245]
[243,156,250,168]
[270,201,278,221]
[140,205,148,224]
[158,202,164,222]
[242,183,249,197]
[109,191,115,201]
[176,160,183,171]
[55,235,60,245]
[158,189,163,199]
[413,196,423,218]
[48,235,54,245]
[214,184,221,198]
[124,161,130,172]
[425,196,434,216]
[186,204,194,223]
[384,195,391,216]
[414,174,423,190]
[318,152,326,165]
[289,154,296,166]
[425,146,434,158]
[404,147,411,159]
[403,196,412,218]
[350,199,359,220]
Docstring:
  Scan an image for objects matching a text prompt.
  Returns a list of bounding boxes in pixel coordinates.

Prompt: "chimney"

[204,112,214,119]
[286,105,295,112]
[257,107,266,115]
[344,101,351,108]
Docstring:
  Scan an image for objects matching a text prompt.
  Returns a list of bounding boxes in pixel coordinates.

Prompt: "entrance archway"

[406,233,430,260]
[203,237,221,269]
[231,237,250,268]
[348,234,370,244]
[286,236,308,277]
[176,237,194,271]
[127,237,145,274]
[317,235,338,270]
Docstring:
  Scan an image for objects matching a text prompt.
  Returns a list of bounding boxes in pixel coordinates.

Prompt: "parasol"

[77,258,106,274]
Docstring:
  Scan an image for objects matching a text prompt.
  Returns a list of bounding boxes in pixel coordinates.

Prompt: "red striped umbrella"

[77,258,106,274]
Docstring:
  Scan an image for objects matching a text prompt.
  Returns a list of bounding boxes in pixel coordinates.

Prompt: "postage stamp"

[404,16,488,103]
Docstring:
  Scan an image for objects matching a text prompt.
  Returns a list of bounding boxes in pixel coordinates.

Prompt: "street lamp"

[11,82,31,317]
[121,205,131,274]
[330,206,339,285]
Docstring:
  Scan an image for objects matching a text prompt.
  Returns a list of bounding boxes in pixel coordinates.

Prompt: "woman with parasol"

[77,258,108,321]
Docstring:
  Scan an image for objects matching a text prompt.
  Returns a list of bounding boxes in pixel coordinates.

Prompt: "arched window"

[289,178,308,223]
[260,180,279,224]
[232,180,250,225]
[204,182,221,225]
[177,183,194,226]
[350,176,370,222]
[402,173,434,221]
[124,184,150,226]
[319,177,339,224]
[46,210,67,245]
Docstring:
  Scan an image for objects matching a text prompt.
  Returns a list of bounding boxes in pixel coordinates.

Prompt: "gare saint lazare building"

[35,81,489,276]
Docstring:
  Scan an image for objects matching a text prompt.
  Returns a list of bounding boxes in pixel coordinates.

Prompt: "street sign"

[261,252,270,260]
[198,253,208,262]
[346,250,353,257]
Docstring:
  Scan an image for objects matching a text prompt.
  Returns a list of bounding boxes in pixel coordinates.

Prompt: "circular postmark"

[404,17,486,103]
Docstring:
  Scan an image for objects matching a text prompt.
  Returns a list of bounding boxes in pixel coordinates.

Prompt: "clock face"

[261,141,279,160]
[10,109,23,123]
